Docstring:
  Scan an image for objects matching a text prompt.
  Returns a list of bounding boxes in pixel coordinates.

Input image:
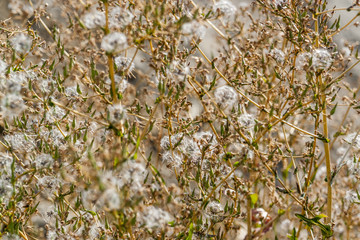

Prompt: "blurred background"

[0,0,358,81]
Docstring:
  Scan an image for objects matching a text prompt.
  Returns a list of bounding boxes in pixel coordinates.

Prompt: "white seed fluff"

[101,32,128,53]
[10,33,32,54]
[312,48,332,70]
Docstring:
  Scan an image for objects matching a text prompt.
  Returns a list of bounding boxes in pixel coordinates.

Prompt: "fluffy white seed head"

[82,8,106,29]
[161,151,182,168]
[117,161,147,192]
[104,75,128,92]
[0,59,7,73]
[4,133,35,152]
[295,52,311,70]
[194,131,216,147]
[1,93,26,120]
[0,233,21,240]
[0,179,12,205]
[0,152,12,173]
[101,188,121,210]
[344,190,358,209]
[34,153,54,169]
[101,32,128,53]
[214,85,238,109]
[109,7,135,28]
[114,56,135,73]
[274,0,288,8]
[269,48,285,63]
[276,219,294,236]
[238,113,256,128]
[138,206,173,229]
[312,48,332,70]
[343,132,360,149]
[213,0,237,18]
[10,33,32,54]
[205,201,223,219]
[107,104,127,125]
[181,21,206,40]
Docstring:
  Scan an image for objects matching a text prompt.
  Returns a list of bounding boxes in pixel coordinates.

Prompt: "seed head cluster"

[0,0,359,239]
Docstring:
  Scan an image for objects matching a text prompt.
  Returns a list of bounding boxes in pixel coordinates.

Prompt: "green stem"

[314,12,332,223]
[247,194,252,239]
[104,1,117,102]
[321,86,332,223]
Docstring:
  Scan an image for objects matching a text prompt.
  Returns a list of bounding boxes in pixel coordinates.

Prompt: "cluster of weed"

[0,0,360,239]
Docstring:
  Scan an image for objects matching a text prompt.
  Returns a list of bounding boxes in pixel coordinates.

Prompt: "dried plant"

[0,0,360,239]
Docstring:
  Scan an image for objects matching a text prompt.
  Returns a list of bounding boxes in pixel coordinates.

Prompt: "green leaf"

[150,165,166,185]
[316,133,330,143]
[278,209,285,215]
[208,75,215,90]
[233,161,241,168]
[249,193,258,208]
[76,84,82,94]
[336,15,341,30]
[287,228,298,240]
[330,103,338,115]
[333,131,345,138]
[86,210,97,216]
[186,222,194,240]
[72,117,76,129]
[295,213,333,238]
[313,214,328,221]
